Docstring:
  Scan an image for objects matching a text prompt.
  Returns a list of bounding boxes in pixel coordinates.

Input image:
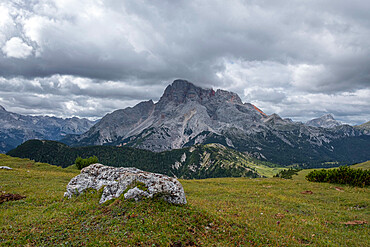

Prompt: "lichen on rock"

[64,163,187,204]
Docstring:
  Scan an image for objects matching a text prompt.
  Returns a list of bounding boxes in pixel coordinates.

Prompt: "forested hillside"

[7,140,278,179]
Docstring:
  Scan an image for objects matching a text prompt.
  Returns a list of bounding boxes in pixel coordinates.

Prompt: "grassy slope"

[1,154,369,246]
[245,163,285,177]
[355,121,370,130]
[351,160,370,170]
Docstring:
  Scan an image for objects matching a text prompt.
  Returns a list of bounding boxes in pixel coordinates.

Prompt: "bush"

[273,168,301,179]
[306,166,369,187]
[75,156,99,170]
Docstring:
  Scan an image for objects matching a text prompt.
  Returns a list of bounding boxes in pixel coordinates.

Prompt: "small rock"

[64,163,187,204]
[300,190,313,194]
[0,166,12,170]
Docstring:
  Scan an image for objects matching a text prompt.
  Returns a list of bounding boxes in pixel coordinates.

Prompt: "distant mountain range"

[60,79,370,166]
[0,106,96,153]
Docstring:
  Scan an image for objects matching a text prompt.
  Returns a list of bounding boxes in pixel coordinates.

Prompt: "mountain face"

[0,106,96,153]
[305,114,342,128]
[63,79,370,166]
[63,80,265,149]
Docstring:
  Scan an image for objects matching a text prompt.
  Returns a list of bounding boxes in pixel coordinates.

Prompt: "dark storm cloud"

[0,0,369,123]
[0,76,164,100]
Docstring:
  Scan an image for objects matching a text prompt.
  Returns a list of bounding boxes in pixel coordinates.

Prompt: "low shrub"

[306,166,369,187]
[274,168,301,179]
[75,156,99,170]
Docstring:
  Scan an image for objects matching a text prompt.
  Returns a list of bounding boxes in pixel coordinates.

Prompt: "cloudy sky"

[0,0,369,124]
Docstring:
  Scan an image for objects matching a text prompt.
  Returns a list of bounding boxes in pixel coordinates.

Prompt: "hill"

[351,160,370,170]
[1,154,369,246]
[355,121,370,132]
[62,80,370,166]
[7,140,282,179]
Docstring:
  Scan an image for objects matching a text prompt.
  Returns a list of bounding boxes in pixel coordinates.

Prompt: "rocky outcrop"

[64,163,187,204]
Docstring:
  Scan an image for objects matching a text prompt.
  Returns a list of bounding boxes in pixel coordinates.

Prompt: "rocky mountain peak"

[322,114,335,120]
[172,79,196,88]
[160,79,209,104]
[159,79,245,106]
[263,113,287,125]
[135,99,154,109]
[215,89,243,104]
[305,114,341,128]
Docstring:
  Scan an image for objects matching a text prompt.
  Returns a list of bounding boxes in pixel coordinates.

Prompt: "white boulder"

[64,163,187,204]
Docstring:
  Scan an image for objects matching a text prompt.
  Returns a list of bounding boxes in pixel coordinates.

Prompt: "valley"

[7,140,283,179]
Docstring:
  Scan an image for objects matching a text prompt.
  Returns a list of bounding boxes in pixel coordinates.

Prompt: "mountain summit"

[63,79,267,151]
[159,79,242,105]
[305,114,342,128]
[63,80,370,166]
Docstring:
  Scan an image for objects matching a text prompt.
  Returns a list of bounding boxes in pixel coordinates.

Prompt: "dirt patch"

[297,238,311,245]
[340,220,367,226]
[300,190,313,194]
[0,193,26,204]
[335,187,344,192]
[274,213,285,219]
[262,185,272,188]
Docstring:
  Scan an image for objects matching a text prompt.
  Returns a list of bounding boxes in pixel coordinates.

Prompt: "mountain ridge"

[63,79,267,150]
[62,79,370,166]
[0,107,96,153]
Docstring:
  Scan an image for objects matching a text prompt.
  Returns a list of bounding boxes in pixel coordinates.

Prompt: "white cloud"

[290,64,327,91]
[0,5,11,27]
[2,37,33,58]
[0,74,165,119]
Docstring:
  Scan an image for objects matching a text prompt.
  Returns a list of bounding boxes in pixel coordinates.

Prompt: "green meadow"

[1,154,369,246]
